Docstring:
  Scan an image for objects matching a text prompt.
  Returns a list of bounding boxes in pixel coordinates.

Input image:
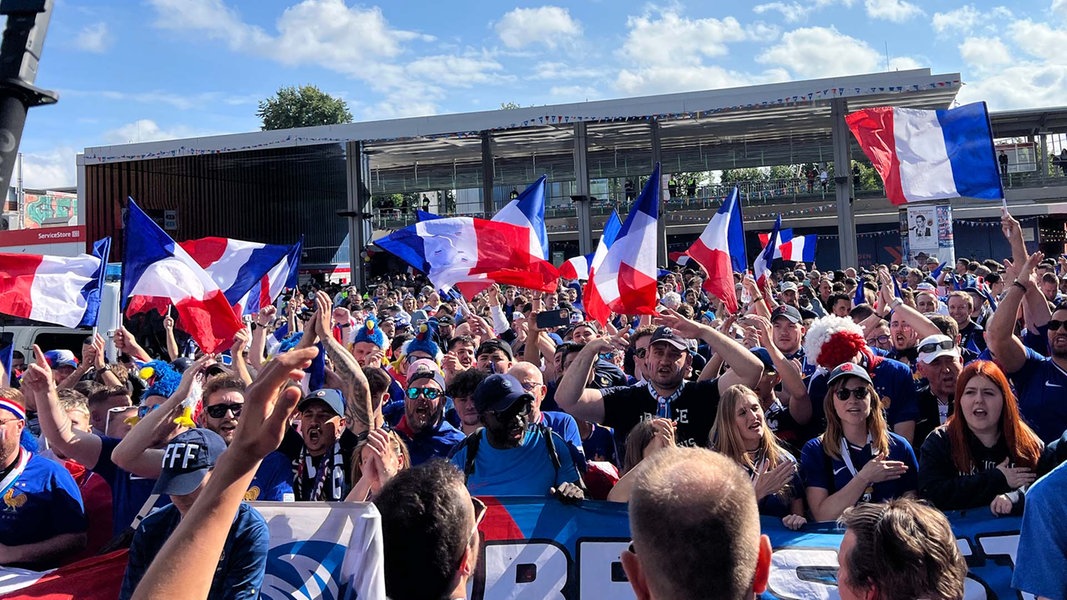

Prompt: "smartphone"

[536,308,570,329]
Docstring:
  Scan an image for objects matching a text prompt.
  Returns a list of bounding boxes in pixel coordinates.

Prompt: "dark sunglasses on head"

[406,386,442,400]
[917,339,955,354]
[206,402,243,419]
[1048,319,1067,332]
[835,387,870,401]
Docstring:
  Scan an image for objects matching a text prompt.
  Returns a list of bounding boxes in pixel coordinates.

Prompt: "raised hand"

[232,347,319,460]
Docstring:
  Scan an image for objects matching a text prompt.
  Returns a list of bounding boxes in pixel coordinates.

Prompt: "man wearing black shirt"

[555,312,762,454]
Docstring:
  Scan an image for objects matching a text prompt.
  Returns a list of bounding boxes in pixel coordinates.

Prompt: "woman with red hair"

[919,361,1043,514]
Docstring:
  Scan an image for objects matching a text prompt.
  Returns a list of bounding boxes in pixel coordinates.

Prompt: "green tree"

[257,85,353,130]
[500,101,521,110]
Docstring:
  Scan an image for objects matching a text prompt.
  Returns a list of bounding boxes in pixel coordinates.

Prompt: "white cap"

[917,334,958,364]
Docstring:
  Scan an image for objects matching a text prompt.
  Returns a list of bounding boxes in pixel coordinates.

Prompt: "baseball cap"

[298,388,345,418]
[770,305,802,324]
[407,363,447,390]
[780,281,799,293]
[410,310,429,327]
[649,326,689,351]
[750,347,775,373]
[476,339,513,360]
[44,349,78,370]
[917,334,958,365]
[153,429,227,496]
[827,362,873,386]
[473,373,533,414]
[436,315,455,326]
[926,256,940,265]
[915,282,936,292]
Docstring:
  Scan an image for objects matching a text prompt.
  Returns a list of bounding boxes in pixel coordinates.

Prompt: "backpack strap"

[448,429,482,484]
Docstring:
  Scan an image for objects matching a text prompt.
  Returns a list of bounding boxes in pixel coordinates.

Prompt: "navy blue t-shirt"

[247,450,294,502]
[0,451,87,569]
[93,436,168,536]
[1007,347,1067,443]
[799,432,918,506]
[807,358,919,431]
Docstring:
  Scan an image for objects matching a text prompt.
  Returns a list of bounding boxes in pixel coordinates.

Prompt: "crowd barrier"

[0,499,1027,599]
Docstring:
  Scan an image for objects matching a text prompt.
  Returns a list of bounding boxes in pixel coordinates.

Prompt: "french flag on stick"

[180,237,292,307]
[753,215,781,289]
[0,238,110,328]
[585,166,662,324]
[756,229,817,262]
[686,187,747,314]
[560,210,621,280]
[122,200,244,354]
[374,216,559,293]
[235,239,302,316]
[845,101,1003,205]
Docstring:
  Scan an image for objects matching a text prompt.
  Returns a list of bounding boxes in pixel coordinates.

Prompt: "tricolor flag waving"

[122,200,244,354]
[0,238,111,328]
[560,210,622,280]
[686,187,747,314]
[760,229,818,263]
[845,101,1003,205]
[585,165,662,324]
[753,215,781,289]
[180,237,293,310]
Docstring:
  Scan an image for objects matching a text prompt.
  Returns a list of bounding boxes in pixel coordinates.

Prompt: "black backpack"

[454,424,564,484]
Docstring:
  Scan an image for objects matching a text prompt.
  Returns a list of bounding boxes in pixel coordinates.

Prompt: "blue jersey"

[1013,461,1067,598]
[120,502,268,600]
[0,451,87,570]
[93,436,168,536]
[1007,347,1067,443]
[450,427,580,497]
[799,432,918,506]
[247,450,294,502]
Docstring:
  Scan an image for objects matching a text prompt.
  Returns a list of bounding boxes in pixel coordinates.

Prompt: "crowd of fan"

[1,208,1066,599]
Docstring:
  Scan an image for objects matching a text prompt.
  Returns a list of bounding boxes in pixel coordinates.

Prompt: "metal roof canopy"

[81,69,962,192]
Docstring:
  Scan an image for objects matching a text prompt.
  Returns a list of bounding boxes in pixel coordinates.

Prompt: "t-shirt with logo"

[600,379,722,462]
[798,432,918,507]
[246,450,294,502]
[806,357,919,433]
[0,452,87,570]
[1007,347,1067,443]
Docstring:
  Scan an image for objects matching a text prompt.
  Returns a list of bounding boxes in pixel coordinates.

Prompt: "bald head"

[625,447,767,600]
[508,361,546,416]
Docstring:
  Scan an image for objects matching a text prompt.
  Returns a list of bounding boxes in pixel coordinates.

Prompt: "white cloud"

[615,65,789,97]
[931,5,981,34]
[959,37,1013,74]
[548,85,600,100]
[102,119,205,145]
[64,89,260,111]
[864,0,923,22]
[756,26,886,78]
[1008,20,1067,62]
[958,62,1067,110]
[619,9,754,67]
[20,147,77,189]
[495,6,581,49]
[73,23,111,53]
[753,2,809,23]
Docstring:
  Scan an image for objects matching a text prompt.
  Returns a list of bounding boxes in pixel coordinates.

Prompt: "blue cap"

[750,347,775,372]
[473,373,533,414]
[298,388,346,418]
[153,428,227,496]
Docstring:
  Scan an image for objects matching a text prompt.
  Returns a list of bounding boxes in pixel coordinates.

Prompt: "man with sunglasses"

[987,248,1067,443]
[912,334,963,449]
[395,368,465,466]
[449,373,584,499]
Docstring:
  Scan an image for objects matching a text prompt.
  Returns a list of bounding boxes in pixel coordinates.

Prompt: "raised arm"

[229,328,253,385]
[987,252,1042,374]
[162,312,180,362]
[554,338,613,423]
[656,309,763,392]
[23,346,102,469]
[750,315,811,425]
[114,327,152,363]
[131,347,317,600]
[248,306,275,369]
[312,291,373,434]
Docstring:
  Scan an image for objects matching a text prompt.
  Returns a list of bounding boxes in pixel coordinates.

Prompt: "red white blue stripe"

[0,238,111,328]
[686,187,746,313]
[560,210,621,280]
[180,237,292,307]
[846,101,1003,205]
[235,239,302,316]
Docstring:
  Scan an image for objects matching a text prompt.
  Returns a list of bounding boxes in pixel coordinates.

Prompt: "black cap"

[476,339,513,360]
[436,315,455,326]
[649,326,689,351]
[473,373,532,414]
[770,305,802,324]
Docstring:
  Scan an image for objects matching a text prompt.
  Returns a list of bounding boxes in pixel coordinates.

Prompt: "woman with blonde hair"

[345,429,411,502]
[710,384,807,530]
[799,363,918,522]
[919,360,1043,514]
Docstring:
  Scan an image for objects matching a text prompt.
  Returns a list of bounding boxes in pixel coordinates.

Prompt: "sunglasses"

[633,347,648,359]
[406,386,442,400]
[835,387,870,401]
[461,496,487,560]
[1048,320,1067,332]
[917,339,955,354]
[867,335,890,345]
[206,402,243,419]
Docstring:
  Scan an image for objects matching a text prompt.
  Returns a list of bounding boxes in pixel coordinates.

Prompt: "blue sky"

[19,0,1066,188]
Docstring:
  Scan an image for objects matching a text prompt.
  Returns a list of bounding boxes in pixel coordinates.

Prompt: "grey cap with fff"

[473,373,533,414]
[298,388,346,418]
[153,428,228,496]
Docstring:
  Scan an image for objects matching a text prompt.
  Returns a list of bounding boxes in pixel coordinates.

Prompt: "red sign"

[0,225,86,247]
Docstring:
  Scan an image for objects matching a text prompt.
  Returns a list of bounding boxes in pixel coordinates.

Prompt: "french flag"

[560,210,622,280]
[122,200,244,354]
[776,231,817,263]
[586,166,661,324]
[0,237,111,328]
[686,187,746,314]
[180,237,292,307]
[845,101,1003,205]
[753,215,781,289]
[235,239,302,316]
[374,216,559,293]
[494,175,549,260]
